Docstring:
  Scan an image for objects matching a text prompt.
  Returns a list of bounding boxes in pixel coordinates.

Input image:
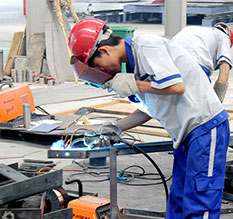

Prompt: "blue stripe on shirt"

[140,73,150,81]
[199,64,211,82]
[152,74,181,84]
[216,55,232,64]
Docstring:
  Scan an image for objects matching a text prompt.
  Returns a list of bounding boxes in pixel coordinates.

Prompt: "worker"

[68,18,230,219]
[172,22,233,102]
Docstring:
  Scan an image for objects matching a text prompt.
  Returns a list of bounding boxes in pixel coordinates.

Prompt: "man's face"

[91,47,122,77]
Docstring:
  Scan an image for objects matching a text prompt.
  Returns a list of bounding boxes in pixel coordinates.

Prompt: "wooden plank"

[25,33,45,73]
[54,100,128,116]
[18,28,26,56]
[3,31,25,76]
[44,0,74,83]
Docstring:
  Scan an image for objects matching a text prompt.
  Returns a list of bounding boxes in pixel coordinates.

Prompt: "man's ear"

[97,46,111,56]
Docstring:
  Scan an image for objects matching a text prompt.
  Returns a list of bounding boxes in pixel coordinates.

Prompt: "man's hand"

[84,122,122,148]
[95,122,122,136]
[213,81,228,102]
[102,73,140,98]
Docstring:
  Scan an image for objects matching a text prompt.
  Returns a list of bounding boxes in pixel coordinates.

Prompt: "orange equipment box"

[68,195,122,219]
[0,82,35,123]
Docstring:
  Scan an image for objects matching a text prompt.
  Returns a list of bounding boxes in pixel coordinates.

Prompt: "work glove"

[213,81,228,103]
[84,122,122,148]
[102,73,140,98]
[95,122,122,136]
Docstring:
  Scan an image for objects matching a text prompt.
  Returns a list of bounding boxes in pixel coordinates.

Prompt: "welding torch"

[83,131,169,204]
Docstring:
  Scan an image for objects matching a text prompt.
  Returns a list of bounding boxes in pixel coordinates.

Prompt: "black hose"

[119,138,169,206]
[65,179,83,197]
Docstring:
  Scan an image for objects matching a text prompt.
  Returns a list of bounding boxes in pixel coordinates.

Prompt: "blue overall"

[166,111,229,219]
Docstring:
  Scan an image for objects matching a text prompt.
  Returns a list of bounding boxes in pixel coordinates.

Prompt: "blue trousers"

[166,119,230,219]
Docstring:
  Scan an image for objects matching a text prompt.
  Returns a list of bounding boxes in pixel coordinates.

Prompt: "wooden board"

[25,33,45,73]
[56,100,170,138]
[3,31,25,76]
[44,0,74,83]
[54,100,233,137]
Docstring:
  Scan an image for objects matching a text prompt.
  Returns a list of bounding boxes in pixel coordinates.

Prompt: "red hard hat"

[214,22,233,47]
[68,18,111,64]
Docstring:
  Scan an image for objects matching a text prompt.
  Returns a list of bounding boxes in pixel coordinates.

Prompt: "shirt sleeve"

[216,31,232,69]
[137,44,183,89]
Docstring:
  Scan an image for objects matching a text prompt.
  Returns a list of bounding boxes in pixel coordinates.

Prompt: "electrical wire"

[118,138,169,205]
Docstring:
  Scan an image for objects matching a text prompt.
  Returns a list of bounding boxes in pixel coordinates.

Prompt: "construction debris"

[3,0,79,85]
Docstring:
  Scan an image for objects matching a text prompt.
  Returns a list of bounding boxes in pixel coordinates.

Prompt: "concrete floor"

[1,12,233,219]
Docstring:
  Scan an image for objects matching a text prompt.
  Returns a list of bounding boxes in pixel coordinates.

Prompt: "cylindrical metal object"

[0,50,3,81]
[39,77,44,85]
[47,79,53,86]
[17,69,24,83]
[11,69,17,82]
[28,70,34,83]
[23,104,31,129]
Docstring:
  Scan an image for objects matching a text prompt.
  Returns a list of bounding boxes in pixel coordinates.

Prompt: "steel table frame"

[123,3,233,25]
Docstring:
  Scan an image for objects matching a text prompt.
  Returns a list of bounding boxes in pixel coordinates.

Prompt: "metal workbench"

[123,2,233,26]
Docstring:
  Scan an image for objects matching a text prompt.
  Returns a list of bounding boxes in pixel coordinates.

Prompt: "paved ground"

[1,12,233,218]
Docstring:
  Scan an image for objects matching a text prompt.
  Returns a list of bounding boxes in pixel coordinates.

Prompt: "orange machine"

[68,195,122,219]
[0,82,35,123]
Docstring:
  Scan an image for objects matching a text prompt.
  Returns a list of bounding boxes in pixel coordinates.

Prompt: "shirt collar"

[124,37,135,73]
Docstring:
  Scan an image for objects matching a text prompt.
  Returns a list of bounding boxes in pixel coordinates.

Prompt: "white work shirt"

[131,35,224,149]
[172,26,232,76]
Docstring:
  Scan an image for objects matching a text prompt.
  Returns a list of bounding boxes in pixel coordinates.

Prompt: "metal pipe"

[0,50,3,81]
[23,103,31,129]
[110,148,121,219]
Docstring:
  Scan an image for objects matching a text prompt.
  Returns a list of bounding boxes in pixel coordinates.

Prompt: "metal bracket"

[0,170,62,206]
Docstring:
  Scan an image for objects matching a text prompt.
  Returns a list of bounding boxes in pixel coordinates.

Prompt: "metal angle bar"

[0,164,28,182]
[121,208,166,218]
[43,208,73,219]
[0,170,62,206]
[110,148,120,219]
[89,141,173,158]
[47,141,173,159]
[48,134,233,159]
[47,149,89,159]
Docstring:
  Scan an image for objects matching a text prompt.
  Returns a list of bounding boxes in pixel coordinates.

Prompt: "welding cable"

[118,138,169,205]
[37,167,106,176]
[118,167,172,185]
[118,165,145,178]
[136,173,166,180]
[72,160,88,170]
[78,178,110,183]
[118,175,172,187]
